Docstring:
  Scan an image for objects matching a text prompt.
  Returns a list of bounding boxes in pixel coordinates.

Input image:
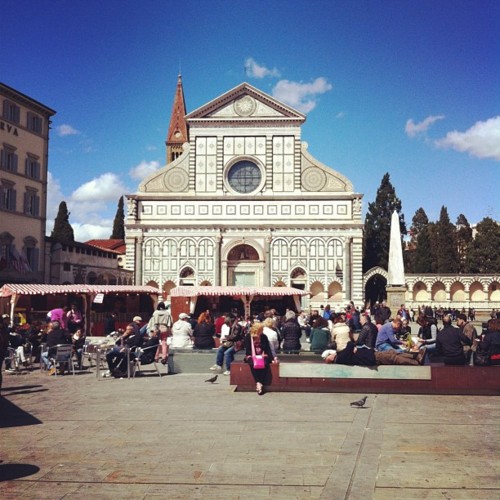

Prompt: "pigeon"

[350,396,367,408]
[205,375,218,383]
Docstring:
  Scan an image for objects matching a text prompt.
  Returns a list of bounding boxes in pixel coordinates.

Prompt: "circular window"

[227,160,262,194]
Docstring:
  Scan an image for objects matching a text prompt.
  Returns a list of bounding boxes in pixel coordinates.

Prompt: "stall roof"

[0,284,161,297]
[170,286,309,297]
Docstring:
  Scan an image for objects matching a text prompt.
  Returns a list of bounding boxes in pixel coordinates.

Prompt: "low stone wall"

[229,361,500,395]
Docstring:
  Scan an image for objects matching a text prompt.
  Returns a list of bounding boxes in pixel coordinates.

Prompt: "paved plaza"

[1,367,499,499]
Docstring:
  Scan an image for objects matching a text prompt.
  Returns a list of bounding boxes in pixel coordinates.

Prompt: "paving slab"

[0,368,499,499]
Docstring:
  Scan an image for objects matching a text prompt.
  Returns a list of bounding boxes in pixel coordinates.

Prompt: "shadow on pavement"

[0,395,43,428]
[0,462,40,482]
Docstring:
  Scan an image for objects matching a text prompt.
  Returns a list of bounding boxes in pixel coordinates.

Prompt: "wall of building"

[0,83,55,285]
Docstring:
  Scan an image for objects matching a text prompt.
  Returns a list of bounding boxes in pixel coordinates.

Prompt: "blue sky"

[2,0,499,240]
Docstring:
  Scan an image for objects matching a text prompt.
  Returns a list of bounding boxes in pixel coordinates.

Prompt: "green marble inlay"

[279,363,431,380]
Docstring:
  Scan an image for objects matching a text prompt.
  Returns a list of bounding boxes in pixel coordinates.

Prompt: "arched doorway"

[365,274,387,306]
[226,244,262,286]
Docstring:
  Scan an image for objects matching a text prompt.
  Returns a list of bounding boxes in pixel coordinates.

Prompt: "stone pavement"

[0,367,499,499]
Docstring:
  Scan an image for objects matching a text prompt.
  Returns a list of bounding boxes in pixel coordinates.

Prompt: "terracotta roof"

[166,74,189,145]
[85,239,126,254]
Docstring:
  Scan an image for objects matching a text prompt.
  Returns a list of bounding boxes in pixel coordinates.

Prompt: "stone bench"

[229,361,500,395]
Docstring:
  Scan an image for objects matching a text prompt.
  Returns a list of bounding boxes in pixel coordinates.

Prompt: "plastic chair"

[49,344,75,376]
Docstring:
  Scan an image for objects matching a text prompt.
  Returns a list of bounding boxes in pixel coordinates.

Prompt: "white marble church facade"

[125,82,364,309]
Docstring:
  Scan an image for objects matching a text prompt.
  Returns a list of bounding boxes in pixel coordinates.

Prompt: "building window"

[2,100,20,123]
[0,181,16,211]
[25,155,41,179]
[24,236,38,272]
[27,112,43,134]
[63,262,71,271]
[227,160,262,194]
[0,145,18,172]
[24,189,40,216]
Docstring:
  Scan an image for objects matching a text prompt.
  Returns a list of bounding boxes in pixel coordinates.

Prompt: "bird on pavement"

[350,396,367,407]
[205,375,218,383]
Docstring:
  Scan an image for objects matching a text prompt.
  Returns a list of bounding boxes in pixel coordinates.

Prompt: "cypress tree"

[456,214,472,272]
[110,196,125,239]
[466,217,500,273]
[413,225,433,273]
[51,201,75,244]
[435,206,459,273]
[405,208,430,273]
[363,173,406,271]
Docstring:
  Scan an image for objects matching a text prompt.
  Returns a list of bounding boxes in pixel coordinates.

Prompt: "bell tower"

[165,74,189,164]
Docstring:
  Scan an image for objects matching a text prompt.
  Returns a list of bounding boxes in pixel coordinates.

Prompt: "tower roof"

[166,74,188,146]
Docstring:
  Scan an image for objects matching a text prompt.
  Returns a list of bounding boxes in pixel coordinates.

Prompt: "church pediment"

[186,82,305,124]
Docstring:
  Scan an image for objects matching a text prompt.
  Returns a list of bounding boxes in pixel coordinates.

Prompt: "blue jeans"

[216,345,236,370]
[376,342,404,353]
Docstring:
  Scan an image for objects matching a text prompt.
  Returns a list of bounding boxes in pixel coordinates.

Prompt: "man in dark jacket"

[41,321,71,374]
[357,314,378,349]
[436,314,471,365]
[105,324,142,377]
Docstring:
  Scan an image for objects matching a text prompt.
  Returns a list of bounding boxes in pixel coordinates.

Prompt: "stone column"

[344,237,352,302]
[264,232,272,287]
[214,233,222,286]
[134,235,143,285]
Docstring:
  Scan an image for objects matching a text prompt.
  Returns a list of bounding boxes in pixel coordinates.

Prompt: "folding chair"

[132,344,163,377]
[49,344,75,376]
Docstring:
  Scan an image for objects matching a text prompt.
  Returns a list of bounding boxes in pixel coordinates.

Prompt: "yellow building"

[0,82,55,284]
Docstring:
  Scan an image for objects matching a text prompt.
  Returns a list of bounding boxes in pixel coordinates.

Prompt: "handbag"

[251,336,265,369]
[222,340,234,348]
[473,350,490,366]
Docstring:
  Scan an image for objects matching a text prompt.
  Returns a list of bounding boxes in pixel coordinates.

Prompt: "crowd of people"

[1,299,500,396]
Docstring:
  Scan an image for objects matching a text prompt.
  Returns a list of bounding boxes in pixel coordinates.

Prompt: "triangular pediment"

[186,82,306,124]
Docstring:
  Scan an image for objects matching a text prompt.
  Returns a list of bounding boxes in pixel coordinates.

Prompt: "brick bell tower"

[165,74,189,165]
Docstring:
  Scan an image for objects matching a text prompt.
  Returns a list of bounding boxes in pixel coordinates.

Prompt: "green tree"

[51,201,75,244]
[363,173,406,272]
[406,208,430,273]
[435,206,459,273]
[110,196,125,239]
[456,214,472,272]
[413,225,433,273]
[466,217,500,273]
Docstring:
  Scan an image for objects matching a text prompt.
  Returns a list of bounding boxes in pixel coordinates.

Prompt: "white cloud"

[244,58,280,79]
[336,111,345,119]
[272,77,332,114]
[405,115,445,137]
[129,160,162,180]
[71,173,127,202]
[71,222,114,241]
[56,124,80,136]
[435,116,500,161]
[46,172,128,241]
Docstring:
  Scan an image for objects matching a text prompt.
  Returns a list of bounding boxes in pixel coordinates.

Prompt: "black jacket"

[436,325,471,365]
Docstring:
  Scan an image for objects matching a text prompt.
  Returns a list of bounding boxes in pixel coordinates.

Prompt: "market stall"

[170,285,309,320]
[0,283,161,335]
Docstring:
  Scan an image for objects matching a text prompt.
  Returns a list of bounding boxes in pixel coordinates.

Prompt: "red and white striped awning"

[0,283,161,298]
[170,286,308,298]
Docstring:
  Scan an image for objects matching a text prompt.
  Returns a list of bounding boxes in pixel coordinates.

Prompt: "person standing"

[66,303,84,333]
[244,322,276,395]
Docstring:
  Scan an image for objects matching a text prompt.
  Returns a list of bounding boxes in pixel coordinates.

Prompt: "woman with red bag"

[244,321,277,395]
